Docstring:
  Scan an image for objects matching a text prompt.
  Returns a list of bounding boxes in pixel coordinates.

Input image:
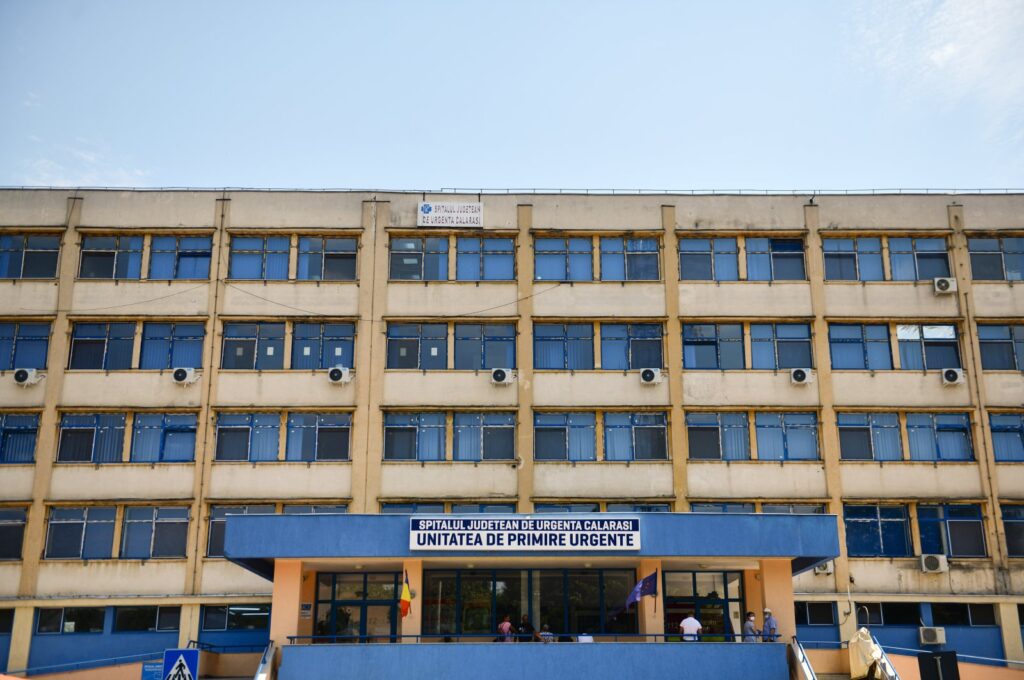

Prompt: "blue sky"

[1,0,1022,190]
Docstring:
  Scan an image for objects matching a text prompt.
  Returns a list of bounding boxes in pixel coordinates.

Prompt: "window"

[795,602,836,626]
[0,414,38,464]
[79,236,142,279]
[202,604,270,631]
[36,607,105,634]
[286,413,351,461]
[0,322,49,369]
[978,325,1024,370]
[828,324,892,370]
[0,508,27,559]
[68,322,135,370]
[931,603,995,627]
[678,238,738,281]
[228,236,289,280]
[600,237,659,280]
[843,505,911,557]
[221,323,284,370]
[149,236,212,280]
[534,412,596,461]
[383,413,444,461]
[691,503,754,513]
[856,602,920,626]
[114,606,180,632]
[534,237,592,281]
[991,413,1024,462]
[746,238,805,281]
[968,237,1023,281]
[297,237,357,281]
[1002,505,1024,556]
[906,413,973,461]
[120,507,189,559]
[686,413,749,460]
[454,324,516,370]
[380,503,445,514]
[889,237,950,280]
[450,504,517,513]
[606,503,671,512]
[896,324,960,370]
[755,413,818,460]
[533,323,594,370]
[762,504,825,514]
[0,609,12,634]
[386,323,447,370]
[57,414,126,463]
[282,504,349,515]
[919,504,986,557]
[389,237,448,281]
[139,322,204,369]
[682,324,744,369]
[207,506,274,557]
[837,413,902,461]
[822,238,883,281]
[215,413,279,462]
[0,234,60,278]
[130,414,197,462]
[44,506,115,559]
[453,413,515,461]
[751,324,812,369]
[601,324,662,370]
[292,323,355,369]
[456,237,514,280]
[604,413,667,461]
[534,504,600,513]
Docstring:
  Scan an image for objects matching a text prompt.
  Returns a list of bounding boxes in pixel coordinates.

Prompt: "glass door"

[663,571,744,641]
[316,572,400,643]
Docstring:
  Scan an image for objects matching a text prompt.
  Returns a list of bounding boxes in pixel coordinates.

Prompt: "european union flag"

[625,571,658,610]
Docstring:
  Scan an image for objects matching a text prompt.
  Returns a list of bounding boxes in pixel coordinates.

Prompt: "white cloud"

[20,140,150,187]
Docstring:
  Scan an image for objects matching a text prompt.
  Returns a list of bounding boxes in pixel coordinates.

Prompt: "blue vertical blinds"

[534,237,592,281]
[453,413,515,460]
[0,234,60,278]
[298,237,357,281]
[286,413,351,461]
[599,237,659,280]
[837,413,901,461]
[45,506,116,559]
[454,324,516,369]
[140,323,204,369]
[229,236,289,279]
[120,507,189,559]
[906,413,973,461]
[968,237,1024,281]
[292,323,355,369]
[149,236,212,279]
[755,413,819,460]
[678,238,738,281]
[897,324,960,369]
[600,324,662,370]
[991,414,1024,461]
[0,414,39,464]
[685,413,749,460]
[57,414,126,463]
[828,324,892,370]
[889,238,950,280]
[534,413,596,461]
[751,324,812,369]
[682,324,744,369]
[918,505,986,557]
[68,323,135,370]
[215,413,280,462]
[822,238,883,281]
[78,236,142,279]
[0,322,49,369]
[383,413,445,461]
[533,324,594,370]
[130,414,197,462]
[604,412,667,460]
[456,238,514,280]
[746,238,805,280]
[844,505,911,557]
[221,323,284,370]
[1003,506,1024,556]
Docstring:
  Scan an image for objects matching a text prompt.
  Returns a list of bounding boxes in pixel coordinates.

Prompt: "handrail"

[6,650,163,676]
[872,643,1024,668]
[254,640,275,680]
[869,634,900,680]
[287,632,779,644]
[788,636,818,680]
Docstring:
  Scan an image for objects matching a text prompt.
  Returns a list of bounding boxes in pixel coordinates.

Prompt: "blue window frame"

[969,237,1024,281]
[44,506,116,559]
[837,413,902,461]
[889,237,950,280]
[918,505,986,557]
[822,238,883,281]
[450,504,517,513]
[0,234,60,279]
[286,413,351,461]
[682,324,744,369]
[844,504,911,557]
[828,324,892,370]
[906,413,973,461]
[113,606,181,632]
[149,236,212,280]
[604,412,667,461]
[380,503,445,513]
[896,324,960,370]
[454,324,516,370]
[130,414,197,462]
[35,607,106,634]
[453,412,515,461]
[685,412,749,460]
[0,414,38,464]
[283,505,349,515]
[297,237,357,281]
[978,324,1024,370]
[78,236,142,279]
[691,503,754,513]
[533,323,594,370]
[389,237,448,281]
[0,508,27,559]
[534,412,596,461]
[762,504,825,514]
[678,238,738,281]
[751,324,812,369]
[1003,505,1024,556]
[606,503,671,512]
[221,323,284,370]
[56,414,126,463]
[292,323,355,370]
[746,238,805,281]
[139,322,204,369]
[534,237,592,281]
[600,324,662,370]
[383,413,444,461]
[207,505,273,556]
[68,322,135,370]
[534,504,600,512]
[0,322,49,369]
[755,413,818,461]
[795,601,837,626]
[855,602,921,626]
[228,236,289,280]
[386,323,447,370]
[120,506,189,559]
[600,237,660,281]
[991,413,1024,462]
[456,238,514,280]
[215,413,280,462]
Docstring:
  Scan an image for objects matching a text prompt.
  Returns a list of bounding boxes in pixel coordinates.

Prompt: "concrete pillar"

[5,606,35,673]
[637,558,663,640]
[178,603,202,649]
[759,558,796,641]
[997,602,1024,664]
[743,569,764,621]
[402,559,423,642]
[269,559,304,648]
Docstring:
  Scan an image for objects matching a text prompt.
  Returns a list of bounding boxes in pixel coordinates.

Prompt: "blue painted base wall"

[280,642,790,680]
[796,624,840,649]
[0,633,11,672]
[26,631,175,674]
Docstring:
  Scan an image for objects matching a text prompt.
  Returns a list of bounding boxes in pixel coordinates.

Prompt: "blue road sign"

[162,648,199,680]
[141,661,163,680]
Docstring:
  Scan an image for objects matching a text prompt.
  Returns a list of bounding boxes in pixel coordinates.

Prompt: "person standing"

[498,614,514,642]
[679,613,702,641]
[762,608,779,642]
[539,624,555,643]
[742,611,760,642]
[517,614,538,642]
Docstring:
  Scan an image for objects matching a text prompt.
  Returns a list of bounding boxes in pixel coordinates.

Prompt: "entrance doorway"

[315,572,400,642]
[663,571,744,641]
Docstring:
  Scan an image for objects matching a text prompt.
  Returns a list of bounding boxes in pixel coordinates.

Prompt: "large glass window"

[991,413,1024,462]
[215,413,280,462]
[450,504,517,513]
[130,413,196,463]
[795,601,836,626]
[139,322,204,369]
[453,413,515,461]
[755,413,818,461]
[1003,506,1024,557]
[149,236,212,280]
[383,413,444,461]
[534,504,600,513]
[751,323,812,369]
[0,322,49,370]
[0,234,60,279]
[604,412,667,461]
[380,503,445,514]
[286,413,351,461]
[843,505,911,557]
[534,237,592,282]
[682,324,744,369]
[828,324,892,370]
[600,237,659,280]
[202,604,271,631]
[456,238,514,280]
[228,236,289,280]
[313,572,398,641]
[600,324,662,370]
[454,324,516,370]
[896,324,960,370]
[889,237,950,280]
[68,322,135,370]
[114,606,181,632]
[855,602,920,626]
[822,238,883,281]
[0,414,38,464]
[57,413,126,463]
[534,412,596,461]
[686,413,749,460]
[762,504,825,514]
[221,323,284,370]
[292,323,355,370]
[386,323,447,370]
[678,238,738,281]
[533,324,594,370]
[931,603,996,627]
[298,237,357,281]
[79,235,142,279]
[36,607,105,634]
[918,505,986,557]
[837,413,901,461]
[207,506,274,557]
[0,508,27,560]
[746,238,805,281]
[906,413,973,461]
[120,507,189,559]
[690,503,754,513]
[389,237,448,281]
[44,506,116,559]
[968,237,1023,281]
[978,324,1024,370]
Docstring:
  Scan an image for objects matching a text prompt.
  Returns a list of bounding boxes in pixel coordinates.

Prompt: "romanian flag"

[400,571,412,618]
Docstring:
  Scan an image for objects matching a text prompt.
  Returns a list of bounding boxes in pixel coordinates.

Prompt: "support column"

[5,606,35,673]
[515,204,535,511]
[997,602,1024,664]
[178,603,202,649]
[637,558,663,640]
[743,570,764,622]
[402,559,423,642]
[759,559,796,641]
[269,560,304,648]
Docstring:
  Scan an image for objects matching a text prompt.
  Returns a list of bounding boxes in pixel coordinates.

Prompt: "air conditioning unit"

[920,554,949,573]
[639,368,664,385]
[813,560,834,575]
[13,368,44,387]
[919,626,947,645]
[490,368,515,385]
[328,366,352,385]
[790,368,813,385]
[933,277,957,295]
[941,368,964,386]
[171,367,199,385]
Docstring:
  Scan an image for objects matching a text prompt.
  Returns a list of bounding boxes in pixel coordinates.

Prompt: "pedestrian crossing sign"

[162,648,199,680]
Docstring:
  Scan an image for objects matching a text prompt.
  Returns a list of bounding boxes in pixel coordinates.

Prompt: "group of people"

[678,608,779,642]
[497,614,562,643]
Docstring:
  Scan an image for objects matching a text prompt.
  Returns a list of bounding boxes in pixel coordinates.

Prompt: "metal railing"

[873,643,1024,668]
[287,632,782,644]
[788,636,818,680]
[6,650,163,676]
[254,640,275,680]
[870,634,901,680]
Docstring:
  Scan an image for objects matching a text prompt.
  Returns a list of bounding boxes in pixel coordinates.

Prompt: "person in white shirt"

[679,614,702,641]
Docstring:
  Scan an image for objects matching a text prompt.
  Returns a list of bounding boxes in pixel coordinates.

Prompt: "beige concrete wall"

[957,282,1024,317]
[385,282,519,317]
[847,558,997,595]
[378,462,517,500]
[983,373,1024,407]
[532,283,665,316]
[839,463,985,499]
[997,466,1024,500]
[69,280,209,315]
[686,462,828,498]
[60,372,203,408]
[381,372,518,407]
[220,281,359,316]
[198,560,273,596]
[0,563,23,597]
[822,283,959,317]
[0,280,59,315]
[830,373,972,407]
[683,372,819,406]
[531,372,670,407]
[48,464,196,500]
[214,372,359,407]
[532,462,675,499]
[206,462,353,500]
[36,561,189,596]
[679,282,812,317]
[0,466,35,500]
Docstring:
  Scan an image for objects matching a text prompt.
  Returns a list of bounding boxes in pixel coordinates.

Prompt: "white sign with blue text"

[417,201,483,227]
[409,516,641,551]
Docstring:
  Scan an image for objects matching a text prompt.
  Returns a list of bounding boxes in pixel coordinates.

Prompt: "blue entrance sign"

[409,516,641,551]
[141,661,163,680]
[162,648,199,680]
